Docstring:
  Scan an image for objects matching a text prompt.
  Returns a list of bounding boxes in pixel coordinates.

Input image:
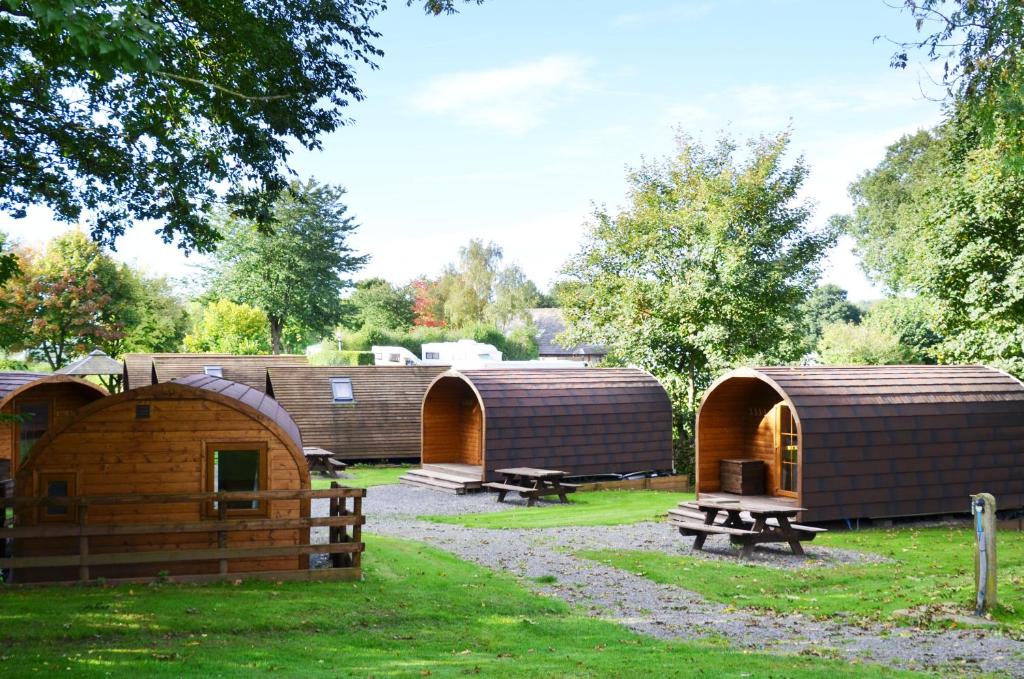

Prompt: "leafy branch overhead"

[0,0,480,252]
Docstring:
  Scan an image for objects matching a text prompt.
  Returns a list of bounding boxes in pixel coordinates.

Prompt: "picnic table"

[483,467,578,507]
[303,447,347,478]
[668,497,826,559]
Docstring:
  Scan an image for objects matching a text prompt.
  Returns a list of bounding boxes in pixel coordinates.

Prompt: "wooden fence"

[0,484,364,585]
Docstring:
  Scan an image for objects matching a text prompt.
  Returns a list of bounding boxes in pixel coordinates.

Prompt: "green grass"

[0,535,927,677]
[311,463,413,489]
[580,525,1024,632]
[422,490,694,529]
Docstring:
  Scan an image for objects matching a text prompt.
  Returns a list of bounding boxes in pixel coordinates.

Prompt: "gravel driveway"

[316,485,1024,676]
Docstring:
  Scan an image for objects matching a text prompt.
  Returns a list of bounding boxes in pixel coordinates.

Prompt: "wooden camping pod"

[11,374,313,582]
[266,365,447,460]
[0,373,108,479]
[420,368,674,480]
[696,365,1024,522]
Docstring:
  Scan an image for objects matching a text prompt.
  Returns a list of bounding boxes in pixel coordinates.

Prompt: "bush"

[308,348,374,366]
[0,357,30,371]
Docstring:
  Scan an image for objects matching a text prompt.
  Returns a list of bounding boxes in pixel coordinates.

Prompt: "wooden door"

[774,404,798,498]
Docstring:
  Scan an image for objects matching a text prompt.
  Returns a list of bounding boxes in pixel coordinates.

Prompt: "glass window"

[204,365,223,377]
[38,473,75,522]
[17,401,50,462]
[208,447,264,513]
[388,353,400,363]
[424,352,440,360]
[777,404,799,496]
[330,377,354,403]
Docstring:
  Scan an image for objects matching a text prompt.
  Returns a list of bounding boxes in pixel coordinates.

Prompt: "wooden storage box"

[719,458,765,495]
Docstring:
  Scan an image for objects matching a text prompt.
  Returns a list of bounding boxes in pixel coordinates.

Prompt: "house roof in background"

[524,308,607,357]
[123,353,308,392]
[56,349,123,376]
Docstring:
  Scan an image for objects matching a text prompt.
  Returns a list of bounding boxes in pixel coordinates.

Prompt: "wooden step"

[408,468,483,487]
[398,475,466,495]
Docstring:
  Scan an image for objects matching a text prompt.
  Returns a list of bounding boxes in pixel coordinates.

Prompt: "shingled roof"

[508,309,607,358]
[124,353,309,391]
[0,372,50,402]
[173,373,303,450]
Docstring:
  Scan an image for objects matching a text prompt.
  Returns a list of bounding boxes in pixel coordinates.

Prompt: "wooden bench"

[485,469,578,507]
[327,458,347,471]
[669,518,758,550]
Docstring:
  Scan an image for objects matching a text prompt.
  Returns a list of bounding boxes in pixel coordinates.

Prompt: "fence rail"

[0,483,364,585]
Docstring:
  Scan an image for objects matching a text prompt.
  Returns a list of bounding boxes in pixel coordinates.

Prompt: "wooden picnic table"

[669,497,825,559]
[303,447,346,478]
[484,467,578,507]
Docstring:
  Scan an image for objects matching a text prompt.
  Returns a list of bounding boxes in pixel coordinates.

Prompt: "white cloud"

[411,55,589,134]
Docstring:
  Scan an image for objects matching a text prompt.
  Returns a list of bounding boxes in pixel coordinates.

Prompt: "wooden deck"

[399,464,483,494]
[697,492,799,509]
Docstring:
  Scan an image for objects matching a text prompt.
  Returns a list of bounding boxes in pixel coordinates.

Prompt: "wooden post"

[971,493,997,615]
[78,504,89,582]
[217,499,228,575]
[352,495,362,571]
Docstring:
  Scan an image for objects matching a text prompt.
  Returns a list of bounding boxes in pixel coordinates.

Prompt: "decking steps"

[399,467,483,494]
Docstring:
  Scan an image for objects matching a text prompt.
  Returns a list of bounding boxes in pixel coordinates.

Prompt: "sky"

[1,0,946,301]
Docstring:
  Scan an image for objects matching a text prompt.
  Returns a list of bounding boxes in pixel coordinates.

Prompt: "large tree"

[560,131,835,441]
[209,179,367,353]
[0,0,481,251]
[346,277,416,331]
[799,284,862,354]
[183,299,270,355]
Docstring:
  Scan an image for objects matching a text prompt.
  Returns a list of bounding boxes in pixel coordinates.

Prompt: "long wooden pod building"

[697,365,1024,522]
[420,368,673,481]
[267,366,447,460]
[122,353,308,391]
[0,373,107,481]
[11,374,314,583]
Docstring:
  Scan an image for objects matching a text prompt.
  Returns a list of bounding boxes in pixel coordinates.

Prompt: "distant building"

[516,308,607,364]
[421,339,502,367]
[371,346,420,366]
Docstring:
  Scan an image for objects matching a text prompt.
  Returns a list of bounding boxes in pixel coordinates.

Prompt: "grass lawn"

[0,535,927,678]
[422,490,694,529]
[311,463,413,490]
[580,525,1024,632]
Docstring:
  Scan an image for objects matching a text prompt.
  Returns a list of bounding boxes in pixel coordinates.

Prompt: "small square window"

[38,473,76,522]
[425,352,440,360]
[388,353,400,363]
[135,404,151,419]
[204,365,223,377]
[206,444,267,516]
[330,377,354,403]
[374,353,383,361]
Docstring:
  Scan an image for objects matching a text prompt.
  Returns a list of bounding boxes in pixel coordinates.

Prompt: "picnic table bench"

[668,498,826,559]
[303,447,347,478]
[484,467,578,507]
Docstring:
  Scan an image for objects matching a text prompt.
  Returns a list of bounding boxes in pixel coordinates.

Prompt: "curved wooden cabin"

[697,365,1024,522]
[267,366,447,460]
[0,373,107,481]
[421,368,673,481]
[13,374,310,582]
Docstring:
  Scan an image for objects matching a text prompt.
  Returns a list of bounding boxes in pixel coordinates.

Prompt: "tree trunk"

[269,316,284,355]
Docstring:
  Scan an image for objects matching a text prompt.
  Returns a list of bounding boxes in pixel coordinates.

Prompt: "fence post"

[78,503,89,582]
[971,493,998,615]
[217,497,228,575]
[352,494,362,571]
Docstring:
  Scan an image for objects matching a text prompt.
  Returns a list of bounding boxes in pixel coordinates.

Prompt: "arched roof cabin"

[697,366,1024,522]
[12,374,311,583]
[0,373,107,480]
[421,368,673,481]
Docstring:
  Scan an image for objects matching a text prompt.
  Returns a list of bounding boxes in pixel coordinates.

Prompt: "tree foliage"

[208,179,367,353]
[0,0,482,251]
[183,299,270,355]
[346,277,415,331]
[799,284,862,353]
[817,321,915,365]
[561,131,835,439]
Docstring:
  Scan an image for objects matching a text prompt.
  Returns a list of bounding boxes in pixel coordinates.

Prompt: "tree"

[209,179,367,353]
[486,264,541,326]
[844,130,945,292]
[864,296,941,364]
[799,284,862,353]
[183,299,270,354]
[0,231,126,368]
[441,240,502,328]
[1,0,482,252]
[817,321,915,365]
[346,278,415,331]
[0,230,18,287]
[890,0,1024,158]
[410,279,446,327]
[561,131,835,445]
[115,272,190,354]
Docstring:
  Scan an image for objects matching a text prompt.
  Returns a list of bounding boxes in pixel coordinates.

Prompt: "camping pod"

[418,368,673,483]
[11,374,310,583]
[267,366,447,460]
[0,373,107,481]
[696,365,1024,522]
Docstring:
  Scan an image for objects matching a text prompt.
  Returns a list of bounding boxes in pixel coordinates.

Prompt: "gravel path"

[318,485,1024,676]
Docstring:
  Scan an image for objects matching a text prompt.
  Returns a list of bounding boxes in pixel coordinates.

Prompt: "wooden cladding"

[422,369,674,479]
[0,487,365,584]
[697,366,1024,522]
